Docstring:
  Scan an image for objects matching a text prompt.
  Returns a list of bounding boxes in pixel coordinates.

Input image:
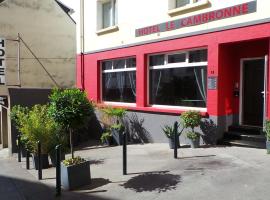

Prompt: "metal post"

[55,145,61,196]
[123,131,127,175]
[174,122,178,159]
[18,134,21,162]
[17,33,21,87]
[38,141,42,180]
[26,150,30,170]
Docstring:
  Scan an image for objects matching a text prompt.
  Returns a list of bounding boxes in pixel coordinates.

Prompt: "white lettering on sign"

[0,38,6,85]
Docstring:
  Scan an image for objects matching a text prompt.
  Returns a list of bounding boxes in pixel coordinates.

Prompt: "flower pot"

[168,137,180,149]
[189,137,200,148]
[49,152,65,167]
[61,161,91,190]
[112,128,123,145]
[32,154,50,170]
[266,140,270,154]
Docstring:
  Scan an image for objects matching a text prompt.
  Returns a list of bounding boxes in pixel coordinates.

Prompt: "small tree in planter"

[48,88,95,190]
[265,120,270,154]
[101,106,126,145]
[181,111,202,148]
[162,122,184,149]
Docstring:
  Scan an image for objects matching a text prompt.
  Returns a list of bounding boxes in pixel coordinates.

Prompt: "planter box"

[49,152,65,167]
[189,137,200,148]
[112,129,123,145]
[61,161,91,190]
[168,137,180,149]
[266,141,270,154]
[32,154,50,170]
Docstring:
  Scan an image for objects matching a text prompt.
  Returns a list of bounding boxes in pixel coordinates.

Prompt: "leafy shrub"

[265,120,270,141]
[162,122,183,138]
[62,156,86,167]
[181,111,202,130]
[100,132,112,144]
[186,131,200,141]
[11,105,61,154]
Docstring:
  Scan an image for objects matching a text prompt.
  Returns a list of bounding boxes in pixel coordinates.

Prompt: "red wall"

[77,23,270,117]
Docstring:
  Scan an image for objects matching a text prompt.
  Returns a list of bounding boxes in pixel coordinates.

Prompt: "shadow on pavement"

[121,171,181,193]
[87,159,105,165]
[0,175,116,200]
[77,178,112,191]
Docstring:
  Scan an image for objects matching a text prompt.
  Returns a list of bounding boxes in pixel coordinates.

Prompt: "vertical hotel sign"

[136,1,257,37]
[0,38,5,85]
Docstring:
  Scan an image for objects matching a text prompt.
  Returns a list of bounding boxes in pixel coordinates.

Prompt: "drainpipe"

[80,0,85,90]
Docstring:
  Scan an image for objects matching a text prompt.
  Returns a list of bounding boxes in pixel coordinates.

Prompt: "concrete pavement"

[1,143,270,200]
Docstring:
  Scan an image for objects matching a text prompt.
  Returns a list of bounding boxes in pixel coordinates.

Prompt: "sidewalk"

[2,144,270,200]
[0,149,54,200]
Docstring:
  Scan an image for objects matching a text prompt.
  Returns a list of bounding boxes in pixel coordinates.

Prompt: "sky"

[59,0,80,22]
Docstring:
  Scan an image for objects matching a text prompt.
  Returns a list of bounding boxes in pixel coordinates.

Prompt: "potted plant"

[101,106,126,145]
[11,105,57,169]
[11,106,30,157]
[181,111,202,148]
[48,88,95,190]
[100,131,113,146]
[265,120,270,154]
[162,122,183,149]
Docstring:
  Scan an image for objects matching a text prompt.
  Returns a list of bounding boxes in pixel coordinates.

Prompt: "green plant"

[265,120,270,141]
[101,106,127,134]
[62,156,86,167]
[181,111,202,131]
[162,122,183,138]
[186,131,200,141]
[48,88,95,159]
[100,132,112,144]
[11,105,61,154]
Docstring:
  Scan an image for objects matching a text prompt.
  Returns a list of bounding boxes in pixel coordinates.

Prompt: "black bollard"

[174,121,178,159]
[26,150,30,170]
[55,145,61,196]
[123,131,127,175]
[38,141,42,180]
[18,134,21,162]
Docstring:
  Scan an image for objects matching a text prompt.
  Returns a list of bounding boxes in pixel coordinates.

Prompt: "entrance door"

[241,59,265,126]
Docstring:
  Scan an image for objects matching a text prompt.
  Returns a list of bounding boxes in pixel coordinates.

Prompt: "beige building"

[0,0,76,153]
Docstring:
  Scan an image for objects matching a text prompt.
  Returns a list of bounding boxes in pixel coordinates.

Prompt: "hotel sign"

[0,38,5,85]
[135,1,257,37]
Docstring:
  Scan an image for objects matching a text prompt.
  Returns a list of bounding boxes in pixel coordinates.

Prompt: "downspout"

[80,0,85,90]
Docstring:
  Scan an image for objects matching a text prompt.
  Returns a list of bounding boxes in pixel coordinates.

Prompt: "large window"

[149,49,207,108]
[99,0,117,29]
[102,58,136,103]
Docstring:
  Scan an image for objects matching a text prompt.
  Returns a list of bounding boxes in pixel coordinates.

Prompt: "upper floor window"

[97,0,118,31]
[176,0,202,8]
[168,0,209,16]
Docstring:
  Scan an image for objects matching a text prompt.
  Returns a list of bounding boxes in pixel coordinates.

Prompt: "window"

[102,58,136,103]
[97,0,117,30]
[176,0,202,8]
[149,49,207,108]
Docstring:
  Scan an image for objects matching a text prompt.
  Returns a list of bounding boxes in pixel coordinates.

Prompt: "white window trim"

[168,0,209,16]
[103,101,136,107]
[148,48,208,110]
[96,0,118,34]
[151,105,207,112]
[101,57,137,104]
